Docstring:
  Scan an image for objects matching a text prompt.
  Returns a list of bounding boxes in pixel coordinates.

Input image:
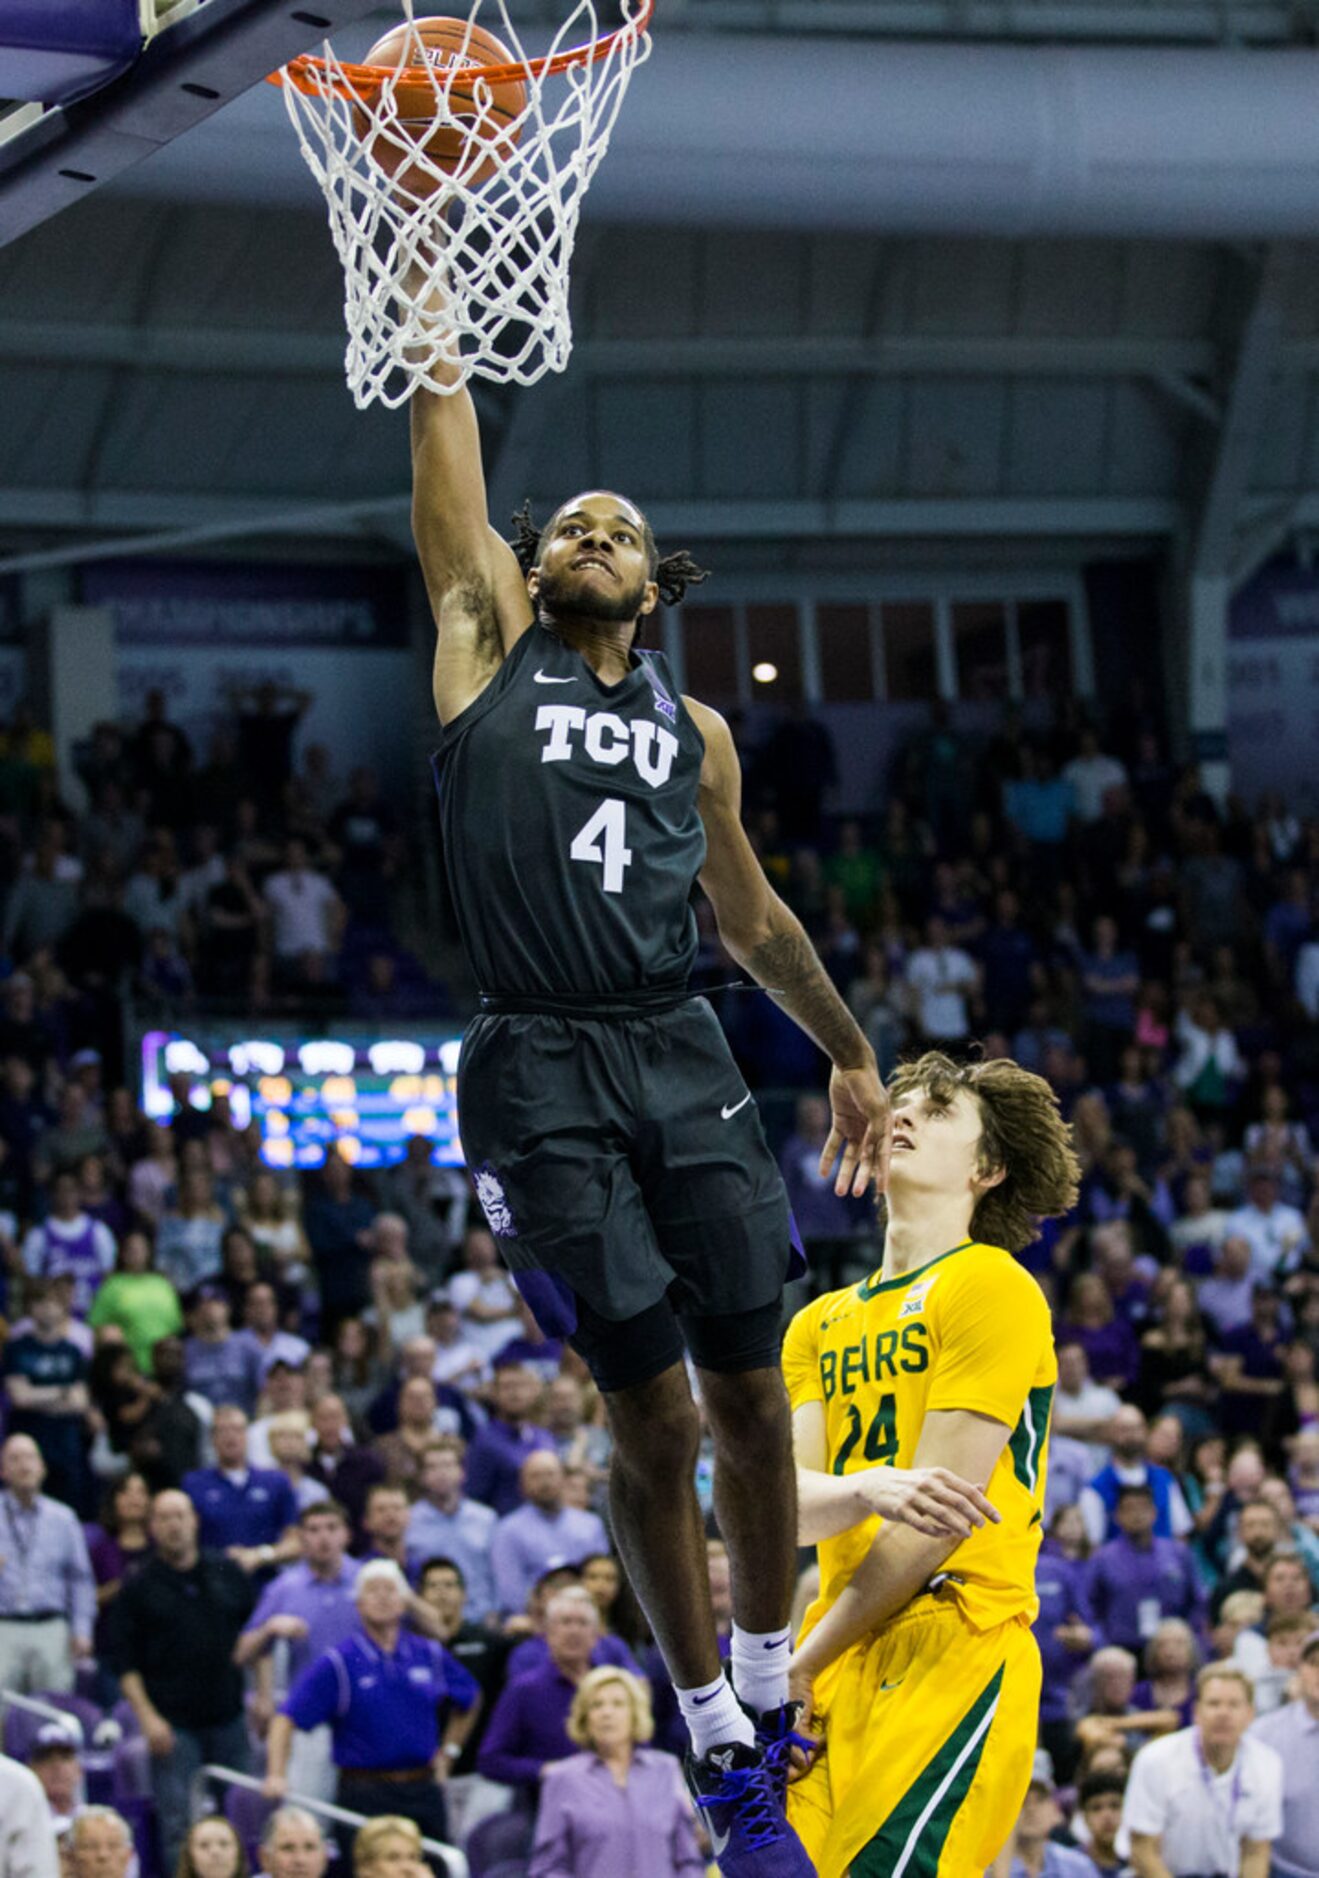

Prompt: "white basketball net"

[277,0,652,408]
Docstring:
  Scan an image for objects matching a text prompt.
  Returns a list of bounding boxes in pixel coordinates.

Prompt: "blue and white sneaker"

[685,1739,817,1876]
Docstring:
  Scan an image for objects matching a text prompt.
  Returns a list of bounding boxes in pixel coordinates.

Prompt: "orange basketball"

[354,16,527,197]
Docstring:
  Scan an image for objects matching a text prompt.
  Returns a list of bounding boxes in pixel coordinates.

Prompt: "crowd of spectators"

[0,682,1318,1878]
[0,684,440,1048]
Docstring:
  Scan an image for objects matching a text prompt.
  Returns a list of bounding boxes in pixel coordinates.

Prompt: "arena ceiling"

[2,0,1319,584]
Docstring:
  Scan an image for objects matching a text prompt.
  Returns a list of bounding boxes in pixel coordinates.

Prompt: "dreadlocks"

[508,500,711,608]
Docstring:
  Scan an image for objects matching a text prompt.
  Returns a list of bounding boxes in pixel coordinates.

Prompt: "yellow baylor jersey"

[782,1239,1056,1634]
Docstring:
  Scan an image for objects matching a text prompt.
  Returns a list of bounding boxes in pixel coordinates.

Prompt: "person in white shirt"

[1053,1341,1122,1478]
[1121,1665,1283,1878]
[21,1173,116,1320]
[0,1753,58,1878]
[448,1227,521,1363]
[1168,1172,1231,1267]
[248,1361,312,1470]
[1172,995,1245,1108]
[901,914,980,1044]
[426,1293,488,1394]
[1062,729,1128,825]
[1226,1167,1309,1283]
[261,838,344,977]
[235,1284,312,1387]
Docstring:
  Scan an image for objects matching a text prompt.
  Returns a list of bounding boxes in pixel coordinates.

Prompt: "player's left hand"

[786,1660,824,1782]
[822,1058,892,1197]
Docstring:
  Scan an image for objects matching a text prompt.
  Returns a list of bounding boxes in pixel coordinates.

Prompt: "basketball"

[354,15,527,196]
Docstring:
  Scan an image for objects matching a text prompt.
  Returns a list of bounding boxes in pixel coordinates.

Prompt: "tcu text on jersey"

[536,704,680,788]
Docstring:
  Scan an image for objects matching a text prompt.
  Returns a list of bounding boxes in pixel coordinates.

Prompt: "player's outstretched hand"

[856,1465,1000,1539]
[822,1060,892,1197]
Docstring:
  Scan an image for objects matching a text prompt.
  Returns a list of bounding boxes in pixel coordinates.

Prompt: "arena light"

[298,1040,356,1076]
[163,1039,208,1077]
[230,1040,285,1076]
[369,1040,426,1075]
[752,661,778,684]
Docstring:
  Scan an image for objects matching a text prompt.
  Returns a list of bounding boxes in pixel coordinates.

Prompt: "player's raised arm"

[686,698,891,1195]
[406,268,535,724]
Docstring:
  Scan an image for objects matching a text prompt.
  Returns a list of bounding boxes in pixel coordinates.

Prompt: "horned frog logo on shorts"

[899,1272,941,1319]
[474,1162,518,1238]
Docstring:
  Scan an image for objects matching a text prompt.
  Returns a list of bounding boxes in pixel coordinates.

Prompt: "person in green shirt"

[823,819,884,928]
[88,1228,183,1375]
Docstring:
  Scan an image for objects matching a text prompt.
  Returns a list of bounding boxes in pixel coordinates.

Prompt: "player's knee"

[609,1381,702,1475]
[700,1366,791,1452]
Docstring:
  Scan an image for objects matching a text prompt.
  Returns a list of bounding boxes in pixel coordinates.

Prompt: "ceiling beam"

[0,320,1226,382]
[668,2,1301,43]
[0,488,1184,573]
[1194,246,1293,577]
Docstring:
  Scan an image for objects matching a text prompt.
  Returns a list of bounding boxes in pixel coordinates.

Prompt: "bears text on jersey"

[820,1321,930,1400]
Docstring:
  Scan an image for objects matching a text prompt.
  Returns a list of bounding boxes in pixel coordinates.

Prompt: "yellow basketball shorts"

[787,1593,1041,1878]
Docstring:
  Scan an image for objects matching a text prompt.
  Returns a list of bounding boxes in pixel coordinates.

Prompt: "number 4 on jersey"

[570,798,633,893]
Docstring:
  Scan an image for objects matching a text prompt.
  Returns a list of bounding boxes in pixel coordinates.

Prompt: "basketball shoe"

[685,1738,817,1876]
[754,1697,819,1804]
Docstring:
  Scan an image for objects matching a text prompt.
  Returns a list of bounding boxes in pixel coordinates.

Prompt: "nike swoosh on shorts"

[721,1094,752,1120]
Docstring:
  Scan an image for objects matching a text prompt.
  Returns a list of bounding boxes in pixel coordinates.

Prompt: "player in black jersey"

[410,353,904,1875]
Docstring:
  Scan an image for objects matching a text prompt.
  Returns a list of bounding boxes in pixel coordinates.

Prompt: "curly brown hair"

[887,1051,1081,1253]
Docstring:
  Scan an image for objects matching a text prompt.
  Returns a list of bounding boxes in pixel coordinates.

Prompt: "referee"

[263,1560,479,1844]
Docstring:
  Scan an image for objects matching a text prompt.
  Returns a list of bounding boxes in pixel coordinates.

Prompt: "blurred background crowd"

[0,680,1317,1878]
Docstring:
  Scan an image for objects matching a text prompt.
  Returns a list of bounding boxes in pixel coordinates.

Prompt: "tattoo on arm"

[745,916,871,1068]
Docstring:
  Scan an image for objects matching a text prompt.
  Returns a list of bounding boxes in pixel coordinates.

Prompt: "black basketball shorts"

[457,996,803,1384]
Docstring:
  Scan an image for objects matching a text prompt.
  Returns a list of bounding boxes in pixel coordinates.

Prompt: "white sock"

[730,1622,792,1719]
[676,1672,755,1760]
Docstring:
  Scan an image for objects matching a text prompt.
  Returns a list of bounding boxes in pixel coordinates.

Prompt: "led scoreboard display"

[140,1029,467,1169]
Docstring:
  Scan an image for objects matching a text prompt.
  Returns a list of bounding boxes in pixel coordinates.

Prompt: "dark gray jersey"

[432,624,707,998]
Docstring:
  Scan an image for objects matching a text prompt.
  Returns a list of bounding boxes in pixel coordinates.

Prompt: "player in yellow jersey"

[782,1051,1081,1878]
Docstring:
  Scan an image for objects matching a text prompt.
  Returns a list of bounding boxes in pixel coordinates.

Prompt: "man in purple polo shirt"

[182,1404,300,1573]
[235,1501,360,1799]
[462,1362,556,1516]
[490,1451,608,1616]
[477,1584,599,1793]
[264,1559,478,1844]
[1083,1484,1203,1656]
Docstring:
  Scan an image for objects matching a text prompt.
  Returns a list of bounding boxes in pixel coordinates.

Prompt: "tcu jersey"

[432,623,707,997]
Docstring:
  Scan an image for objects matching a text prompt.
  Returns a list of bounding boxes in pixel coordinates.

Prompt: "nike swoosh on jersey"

[720,1093,752,1120]
[534,670,577,684]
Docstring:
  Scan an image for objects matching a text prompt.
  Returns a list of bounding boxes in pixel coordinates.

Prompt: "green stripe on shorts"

[851,1662,1004,1878]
